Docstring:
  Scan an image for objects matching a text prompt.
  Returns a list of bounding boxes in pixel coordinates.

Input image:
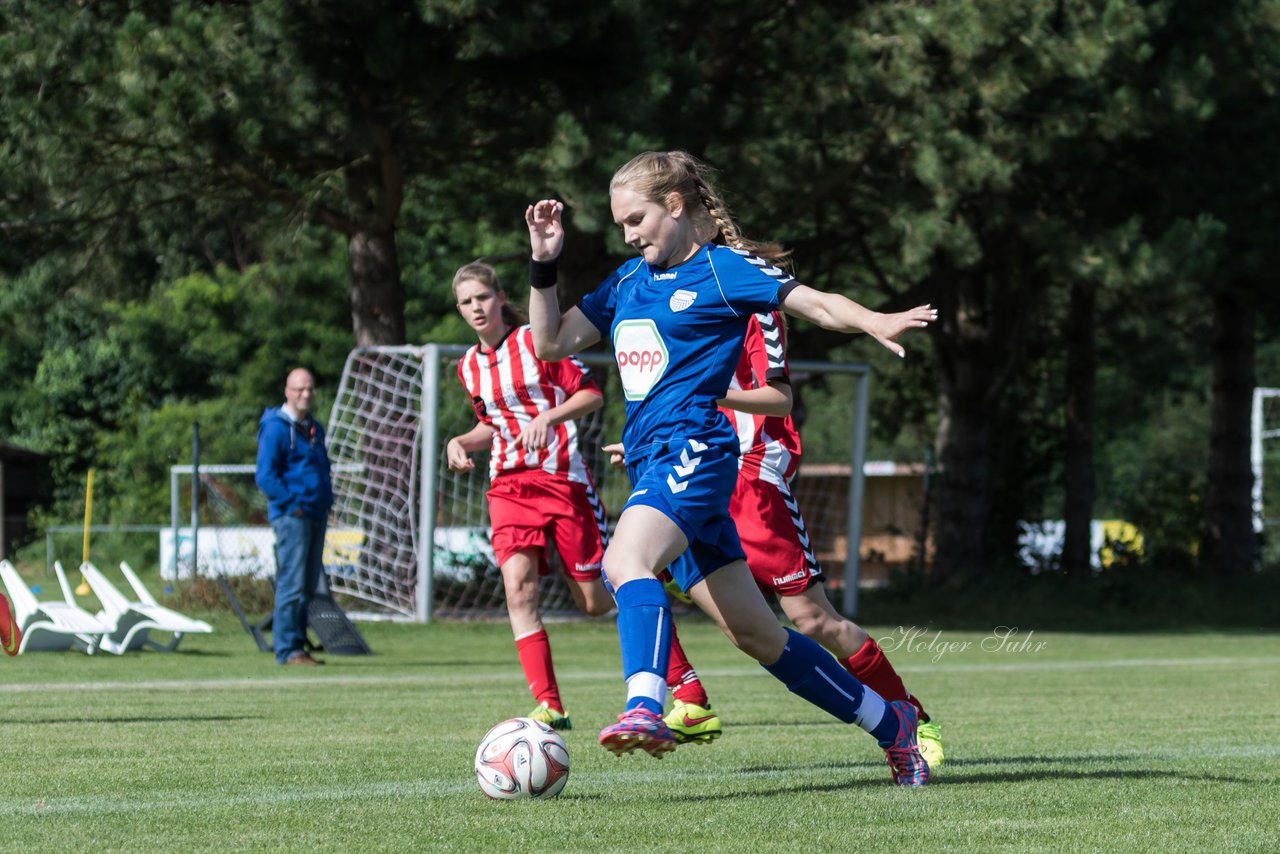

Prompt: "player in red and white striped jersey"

[457,323,597,487]
[720,310,944,767]
[446,262,715,737]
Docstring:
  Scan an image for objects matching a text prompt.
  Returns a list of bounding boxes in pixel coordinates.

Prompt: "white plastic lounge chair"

[0,560,107,654]
[80,561,212,654]
[118,561,214,639]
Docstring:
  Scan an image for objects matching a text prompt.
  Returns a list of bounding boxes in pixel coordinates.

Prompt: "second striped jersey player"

[717,309,945,767]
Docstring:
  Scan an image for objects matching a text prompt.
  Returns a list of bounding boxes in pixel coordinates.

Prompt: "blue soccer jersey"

[578,243,798,461]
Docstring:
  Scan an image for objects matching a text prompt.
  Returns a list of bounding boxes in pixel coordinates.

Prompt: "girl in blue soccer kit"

[524,151,937,786]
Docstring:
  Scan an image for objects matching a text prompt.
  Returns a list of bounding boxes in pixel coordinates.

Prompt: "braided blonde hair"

[451,262,528,327]
[610,151,791,265]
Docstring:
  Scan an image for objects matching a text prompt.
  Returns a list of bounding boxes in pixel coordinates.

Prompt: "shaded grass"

[2,617,1278,852]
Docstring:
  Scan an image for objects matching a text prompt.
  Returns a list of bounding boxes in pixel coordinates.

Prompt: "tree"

[1186,2,1278,578]
[11,261,352,522]
[1062,278,1097,576]
[528,1,1200,580]
[794,2,1174,580]
[1124,0,1280,576]
[1,0,648,345]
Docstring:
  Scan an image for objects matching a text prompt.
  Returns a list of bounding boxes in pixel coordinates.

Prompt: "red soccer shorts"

[487,470,604,580]
[730,474,824,598]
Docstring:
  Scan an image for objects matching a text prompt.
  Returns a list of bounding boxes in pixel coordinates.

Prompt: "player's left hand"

[526,199,565,262]
[519,413,553,451]
[870,304,938,358]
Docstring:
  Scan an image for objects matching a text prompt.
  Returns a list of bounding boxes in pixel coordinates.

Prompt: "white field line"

[1,655,1278,695]
[897,654,1280,675]
[4,744,1280,818]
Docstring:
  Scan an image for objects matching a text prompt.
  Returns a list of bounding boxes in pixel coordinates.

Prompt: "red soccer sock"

[844,636,927,719]
[515,629,563,712]
[667,623,710,707]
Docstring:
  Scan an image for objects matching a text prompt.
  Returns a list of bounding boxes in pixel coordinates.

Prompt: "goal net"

[317,344,874,621]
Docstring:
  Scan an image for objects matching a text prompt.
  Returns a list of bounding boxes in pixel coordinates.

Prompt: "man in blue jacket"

[255,368,333,666]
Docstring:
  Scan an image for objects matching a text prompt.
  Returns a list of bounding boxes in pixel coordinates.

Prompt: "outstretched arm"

[780,285,936,358]
[525,199,602,360]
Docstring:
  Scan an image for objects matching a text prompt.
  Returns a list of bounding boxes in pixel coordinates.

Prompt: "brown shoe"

[284,651,324,666]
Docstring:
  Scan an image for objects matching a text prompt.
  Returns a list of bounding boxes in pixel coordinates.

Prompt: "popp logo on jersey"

[613,319,669,401]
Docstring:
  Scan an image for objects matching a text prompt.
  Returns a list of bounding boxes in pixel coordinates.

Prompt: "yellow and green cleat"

[916,720,944,769]
[528,701,572,731]
[661,574,693,604]
[663,701,722,745]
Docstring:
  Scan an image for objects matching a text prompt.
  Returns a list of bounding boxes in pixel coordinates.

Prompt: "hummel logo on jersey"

[653,271,678,281]
[666,439,709,494]
[773,569,809,586]
[758,313,784,364]
[669,289,697,312]
[730,248,796,285]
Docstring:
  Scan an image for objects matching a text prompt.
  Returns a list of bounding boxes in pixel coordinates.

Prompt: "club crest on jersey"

[613,319,669,401]
[669,289,697,312]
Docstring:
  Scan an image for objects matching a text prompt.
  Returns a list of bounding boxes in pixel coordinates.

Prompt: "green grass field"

[3,615,1278,852]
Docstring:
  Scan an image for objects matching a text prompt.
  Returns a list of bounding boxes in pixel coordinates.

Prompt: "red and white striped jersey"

[721,311,802,485]
[456,325,602,484]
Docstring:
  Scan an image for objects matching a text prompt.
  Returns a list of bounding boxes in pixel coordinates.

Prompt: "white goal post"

[1253,387,1280,534]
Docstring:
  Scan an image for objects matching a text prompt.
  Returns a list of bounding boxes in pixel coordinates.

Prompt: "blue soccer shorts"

[623,437,745,592]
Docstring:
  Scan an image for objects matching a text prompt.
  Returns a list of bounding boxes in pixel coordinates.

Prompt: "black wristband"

[529,258,559,290]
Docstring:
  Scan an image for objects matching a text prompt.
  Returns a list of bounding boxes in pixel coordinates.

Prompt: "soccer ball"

[474,717,570,800]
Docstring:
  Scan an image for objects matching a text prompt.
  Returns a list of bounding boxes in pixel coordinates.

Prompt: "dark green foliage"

[2,0,1279,590]
[9,260,350,526]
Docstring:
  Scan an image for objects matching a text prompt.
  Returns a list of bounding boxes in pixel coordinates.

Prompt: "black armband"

[529,258,559,290]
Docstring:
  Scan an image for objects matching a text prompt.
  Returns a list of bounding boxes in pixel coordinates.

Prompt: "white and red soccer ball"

[475,717,570,800]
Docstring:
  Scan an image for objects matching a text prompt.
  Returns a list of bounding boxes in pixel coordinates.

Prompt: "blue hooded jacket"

[255,406,333,522]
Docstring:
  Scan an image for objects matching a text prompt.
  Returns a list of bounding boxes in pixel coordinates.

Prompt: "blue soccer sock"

[614,577,671,716]
[762,628,893,739]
